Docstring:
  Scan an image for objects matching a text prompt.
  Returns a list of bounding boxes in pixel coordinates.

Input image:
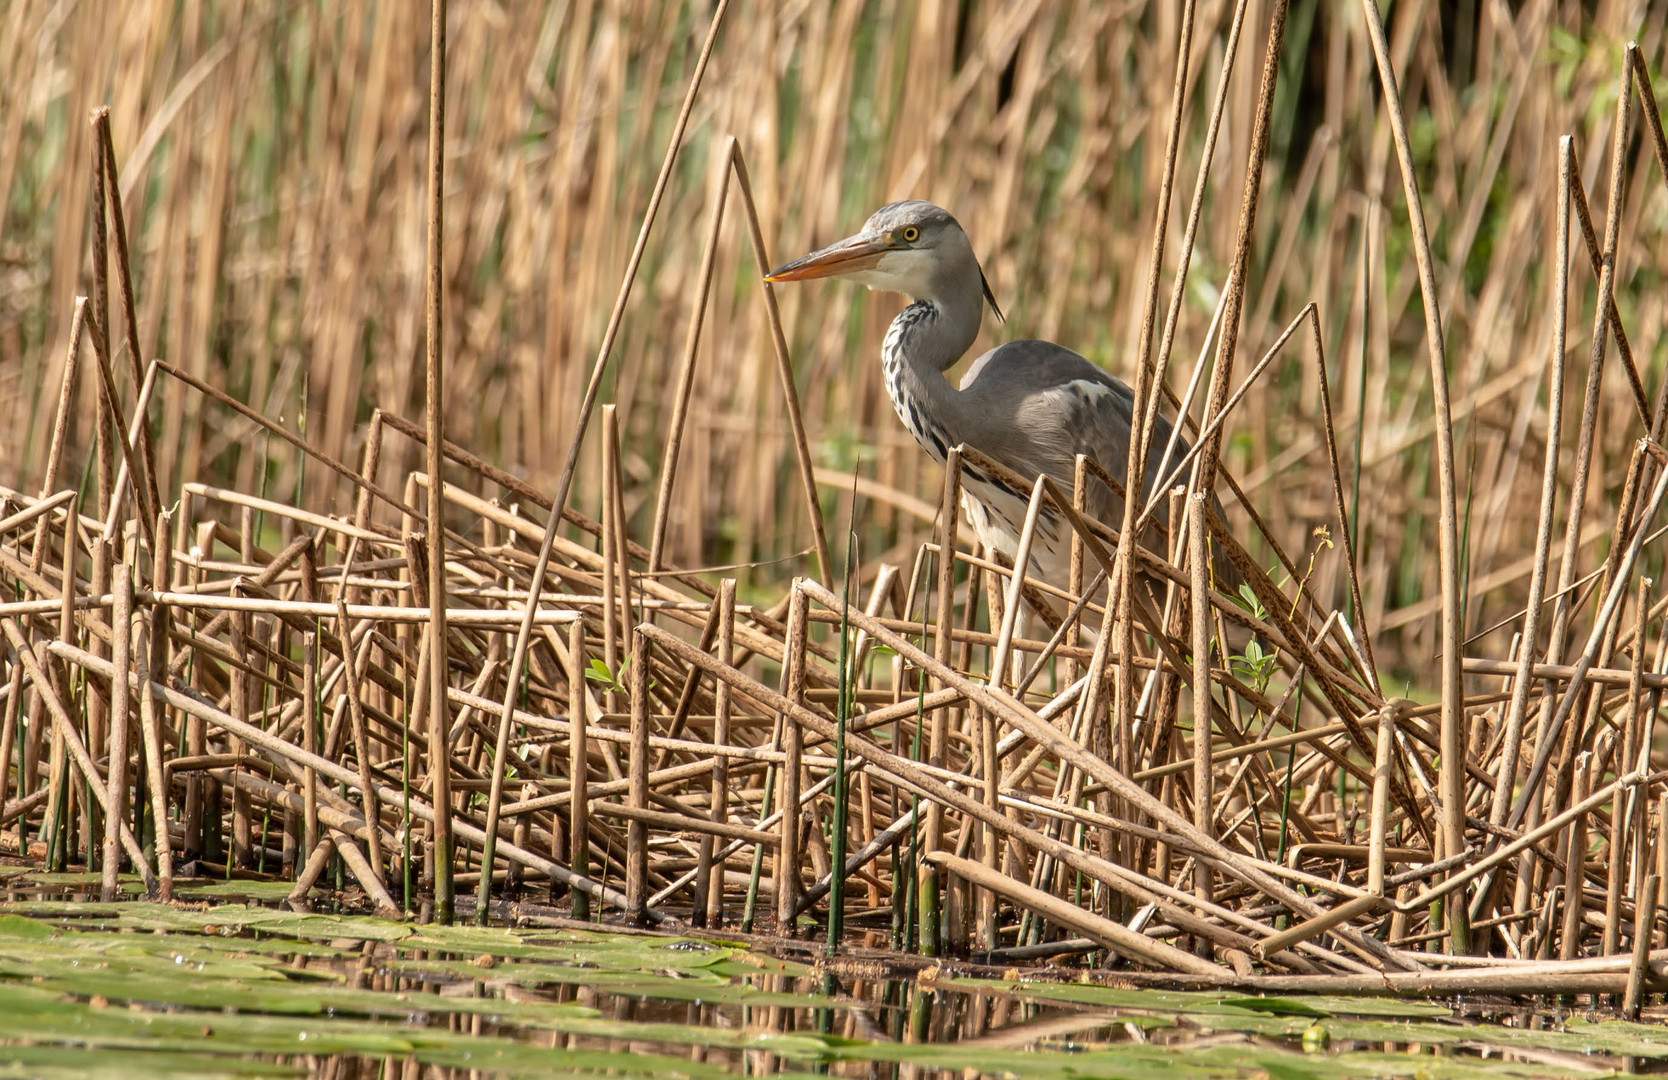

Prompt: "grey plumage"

[767,199,1213,595]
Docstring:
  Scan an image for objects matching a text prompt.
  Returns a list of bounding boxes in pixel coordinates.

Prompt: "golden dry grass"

[0,0,1664,678]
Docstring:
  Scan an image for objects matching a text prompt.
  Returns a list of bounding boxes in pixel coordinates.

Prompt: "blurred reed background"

[0,0,1663,686]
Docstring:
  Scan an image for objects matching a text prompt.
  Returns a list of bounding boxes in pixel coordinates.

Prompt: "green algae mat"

[0,892,1664,1077]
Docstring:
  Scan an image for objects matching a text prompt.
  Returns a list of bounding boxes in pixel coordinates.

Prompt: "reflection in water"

[1,873,1664,1077]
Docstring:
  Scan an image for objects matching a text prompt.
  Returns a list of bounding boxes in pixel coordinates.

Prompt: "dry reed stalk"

[1656,793,1668,931]
[917,449,962,955]
[83,305,153,557]
[1188,492,1212,912]
[731,143,831,585]
[649,141,732,574]
[226,518,254,871]
[21,293,88,615]
[566,617,590,920]
[1307,306,1377,688]
[88,110,161,545]
[626,626,650,924]
[299,631,318,867]
[335,598,384,878]
[1193,0,1287,495]
[142,510,174,896]
[85,121,114,532]
[695,579,736,926]
[1489,136,1575,835]
[1560,754,1592,961]
[977,475,1046,946]
[160,367,414,522]
[1462,655,1668,693]
[98,561,132,902]
[776,585,808,932]
[1114,0,1197,828]
[1607,577,1652,957]
[1626,874,1661,1018]
[1137,0,1249,500]
[423,0,454,924]
[1361,0,1467,951]
[99,359,160,547]
[1135,306,1313,542]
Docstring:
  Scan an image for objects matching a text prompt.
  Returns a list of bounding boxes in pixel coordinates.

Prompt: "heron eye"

[900,225,920,242]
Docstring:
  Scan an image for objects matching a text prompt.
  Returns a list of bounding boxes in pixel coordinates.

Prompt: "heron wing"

[952,339,1246,603]
[957,340,1184,521]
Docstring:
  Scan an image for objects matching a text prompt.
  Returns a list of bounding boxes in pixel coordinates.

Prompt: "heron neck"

[881,296,980,460]
[893,288,981,372]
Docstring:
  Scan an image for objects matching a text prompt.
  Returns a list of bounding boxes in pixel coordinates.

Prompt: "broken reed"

[10,371,1668,1001]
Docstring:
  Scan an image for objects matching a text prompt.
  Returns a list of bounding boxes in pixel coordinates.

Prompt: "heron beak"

[764,232,892,282]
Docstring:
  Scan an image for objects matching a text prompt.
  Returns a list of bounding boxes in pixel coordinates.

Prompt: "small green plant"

[1223,526,1335,695]
[1225,583,1276,694]
[1232,582,1266,621]
[1231,636,1278,696]
[583,655,654,697]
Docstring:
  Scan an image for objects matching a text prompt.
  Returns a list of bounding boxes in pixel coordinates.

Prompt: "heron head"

[765,200,1003,321]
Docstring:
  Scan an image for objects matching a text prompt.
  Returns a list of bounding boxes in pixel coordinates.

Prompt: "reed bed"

[5,0,1668,680]
[7,0,1668,1011]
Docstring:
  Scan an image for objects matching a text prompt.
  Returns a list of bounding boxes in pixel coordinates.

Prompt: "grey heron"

[766,200,1222,609]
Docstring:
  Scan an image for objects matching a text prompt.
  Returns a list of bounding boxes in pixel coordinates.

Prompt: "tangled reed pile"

[7,2,1668,1011]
